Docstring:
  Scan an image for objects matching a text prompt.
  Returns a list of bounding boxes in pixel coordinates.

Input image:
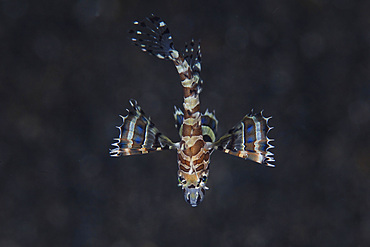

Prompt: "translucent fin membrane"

[213,110,275,167]
[110,99,175,156]
[129,14,176,60]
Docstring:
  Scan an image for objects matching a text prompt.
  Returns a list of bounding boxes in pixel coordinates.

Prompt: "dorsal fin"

[183,39,202,74]
[174,106,184,136]
[201,109,218,142]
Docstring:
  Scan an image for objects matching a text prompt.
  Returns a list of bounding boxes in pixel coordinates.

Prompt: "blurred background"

[0,0,369,246]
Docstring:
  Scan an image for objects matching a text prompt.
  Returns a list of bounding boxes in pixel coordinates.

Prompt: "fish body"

[110,15,274,207]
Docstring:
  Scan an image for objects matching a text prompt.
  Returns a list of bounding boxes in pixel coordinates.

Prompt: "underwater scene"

[1,0,369,246]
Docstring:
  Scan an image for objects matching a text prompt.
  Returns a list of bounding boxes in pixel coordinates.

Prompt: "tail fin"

[110,99,176,156]
[129,14,178,60]
[213,110,275,167]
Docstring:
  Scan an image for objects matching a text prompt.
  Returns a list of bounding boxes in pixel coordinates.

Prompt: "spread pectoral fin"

[110,99,177,157]
[213,110,275,166]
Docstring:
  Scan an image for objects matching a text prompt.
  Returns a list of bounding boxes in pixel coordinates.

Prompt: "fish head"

[178,171,209,207]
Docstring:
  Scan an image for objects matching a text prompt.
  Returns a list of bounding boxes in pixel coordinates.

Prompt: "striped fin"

[183,39,202,74]
[174,107,218,142]
[183,39,203,94]
[213,110,275,166]
[110,99,176,157]
[174,106,184,135]
[201,109,218,142]
[129,14,177,60]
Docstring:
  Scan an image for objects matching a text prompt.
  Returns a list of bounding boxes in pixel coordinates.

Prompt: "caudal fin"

[129,14,178,60]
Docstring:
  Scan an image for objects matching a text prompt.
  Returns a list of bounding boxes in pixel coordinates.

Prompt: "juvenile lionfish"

[110,15,274,207]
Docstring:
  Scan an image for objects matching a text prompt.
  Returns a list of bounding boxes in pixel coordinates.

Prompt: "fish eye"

[178,176,186,184]
[202,176,207,182]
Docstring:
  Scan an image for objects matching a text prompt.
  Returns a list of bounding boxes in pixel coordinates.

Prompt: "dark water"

[1,0,369,246]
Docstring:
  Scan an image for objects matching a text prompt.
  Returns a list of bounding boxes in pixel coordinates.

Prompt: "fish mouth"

[184,187,205,207]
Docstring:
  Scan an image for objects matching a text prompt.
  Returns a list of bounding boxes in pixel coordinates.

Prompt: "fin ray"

[110,99,175,156]
[201,109,218,142]
[129,14,176,60]
[213,110,274,166]
[183,39,202,73]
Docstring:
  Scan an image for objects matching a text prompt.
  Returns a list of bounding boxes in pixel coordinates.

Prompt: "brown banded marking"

[168,45,202,116]
[183,112,201,126]
[177,148,210,174]
[118,15,275,207]
[174,109,218,143]
[181,135,203,149]
[181,77,196,88]
[174,46,209,208]
[183,94,200,112]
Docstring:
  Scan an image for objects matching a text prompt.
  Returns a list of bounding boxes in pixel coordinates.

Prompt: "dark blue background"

[0,0,369,246]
